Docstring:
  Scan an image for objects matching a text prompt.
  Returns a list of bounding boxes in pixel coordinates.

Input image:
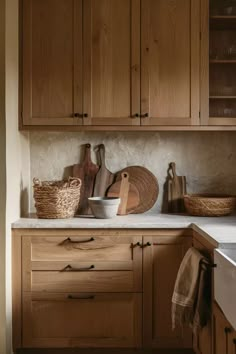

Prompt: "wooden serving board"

[115,166,159,214]
[93,144,114,197]
[167,162,187,213]
[107,172,140,215]
[73,144,99,215]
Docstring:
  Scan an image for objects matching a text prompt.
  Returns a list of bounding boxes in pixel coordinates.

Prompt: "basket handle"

[68,177,82,187]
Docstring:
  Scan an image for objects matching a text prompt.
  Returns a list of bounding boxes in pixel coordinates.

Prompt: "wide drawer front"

[25,235,140,262]
[24,269,137,292]
[22,292,142,348]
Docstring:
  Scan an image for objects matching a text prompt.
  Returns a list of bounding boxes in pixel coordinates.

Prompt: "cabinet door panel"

[83,0,140,125]
[143,235,192,348]
[22,0,82,125]
[141,0,200,126]
[23,292,142,348]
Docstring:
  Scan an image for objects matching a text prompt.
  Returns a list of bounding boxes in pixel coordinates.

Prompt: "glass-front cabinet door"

[201,0,236,126]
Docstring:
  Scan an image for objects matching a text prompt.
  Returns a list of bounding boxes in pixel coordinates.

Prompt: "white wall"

[0,0,6,353]
[4,0,30,353]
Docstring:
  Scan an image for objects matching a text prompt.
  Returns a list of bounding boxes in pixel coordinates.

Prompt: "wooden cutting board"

[73,143,99,215]
[107,172,140,215]
[115,166,159,214]
[167,162,187,213]
[93,144,114,197]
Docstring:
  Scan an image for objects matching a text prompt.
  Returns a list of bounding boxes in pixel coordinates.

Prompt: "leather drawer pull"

[62,264,95,272]
[62,237,95,244]
[67,295,95,300]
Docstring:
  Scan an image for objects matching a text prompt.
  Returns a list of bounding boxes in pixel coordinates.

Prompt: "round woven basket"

[33,177,81,219]
[184,194,236,217]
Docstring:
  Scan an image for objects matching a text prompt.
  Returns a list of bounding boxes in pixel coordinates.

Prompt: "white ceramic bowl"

[88,197,120,219]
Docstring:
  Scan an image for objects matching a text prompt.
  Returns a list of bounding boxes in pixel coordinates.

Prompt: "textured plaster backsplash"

[29,131,236,213]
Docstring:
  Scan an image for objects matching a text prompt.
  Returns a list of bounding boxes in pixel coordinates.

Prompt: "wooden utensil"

[93,144,114,197]
[167,162,187,213]
[73,143,99,215]
[107,172,140,215]
[115,166,159,214]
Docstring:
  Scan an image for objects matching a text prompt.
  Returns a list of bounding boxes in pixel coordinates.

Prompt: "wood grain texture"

[12,232,22,350]
[141,0,200,126]
[28,271,136,293]
[115,166,159,214]
[93,144,114,197]
[22,293,142,348]
[143,235,192,349]
[73,144,99,215]
[108,172,140,215]
[83,0,140,126]
[26,235,136,262]
[213,302,229,354]
[22,0,81,125]
[19,124,236,131]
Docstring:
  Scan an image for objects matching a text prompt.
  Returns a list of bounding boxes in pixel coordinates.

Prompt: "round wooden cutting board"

[114,166,159,214]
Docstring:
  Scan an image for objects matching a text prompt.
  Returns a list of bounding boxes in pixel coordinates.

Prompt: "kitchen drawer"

[22,235,142,293]
[22,292,142,348]
[24,268,137,293]
[23,235,141,262]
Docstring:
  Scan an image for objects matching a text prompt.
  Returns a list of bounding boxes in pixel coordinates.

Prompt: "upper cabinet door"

[22,0,83,126]
[141,0,200,126]
[83,0,140,126]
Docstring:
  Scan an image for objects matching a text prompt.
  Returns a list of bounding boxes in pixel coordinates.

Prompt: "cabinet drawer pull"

[63,237,95,244]
[131,242,141,248]
[140,113,149,118]
[62,264,95,272]
[74,113,83,118]
[68,295,95,300]
[143,242,152,247]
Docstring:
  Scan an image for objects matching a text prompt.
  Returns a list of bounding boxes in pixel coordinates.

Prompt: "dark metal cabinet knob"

[140,113,149,118]
[74,113,82,118]
[224,327,232,334]
[84,113,88,118]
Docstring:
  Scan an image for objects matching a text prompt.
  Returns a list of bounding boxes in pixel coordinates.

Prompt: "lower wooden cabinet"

[12,228,193,351]
[213,302,236,354]
[143,232,193,349]
[23,292,142,348]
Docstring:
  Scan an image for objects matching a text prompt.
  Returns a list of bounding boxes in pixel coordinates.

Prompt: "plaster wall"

[29,131,236,213]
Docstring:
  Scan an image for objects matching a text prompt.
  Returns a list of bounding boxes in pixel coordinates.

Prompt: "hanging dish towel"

[171,247,211,334]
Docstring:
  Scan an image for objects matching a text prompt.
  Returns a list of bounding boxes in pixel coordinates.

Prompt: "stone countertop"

[12,213,236,248]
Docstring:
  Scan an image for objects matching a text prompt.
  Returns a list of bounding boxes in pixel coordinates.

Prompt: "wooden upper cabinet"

[201,0,236,126]
[22,0,83,126]
[141,0,200,126]
[83,0,140,126]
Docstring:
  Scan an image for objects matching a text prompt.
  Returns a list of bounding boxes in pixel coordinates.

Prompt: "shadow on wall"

[20,179,28,217]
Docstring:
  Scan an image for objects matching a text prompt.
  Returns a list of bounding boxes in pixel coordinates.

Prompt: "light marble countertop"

[12,213,236,248]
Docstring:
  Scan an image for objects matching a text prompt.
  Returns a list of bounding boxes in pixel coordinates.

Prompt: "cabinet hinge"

[199,111,201,118]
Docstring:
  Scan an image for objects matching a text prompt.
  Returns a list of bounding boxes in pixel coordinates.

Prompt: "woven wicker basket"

[184,194,236,217]
[33,177,81,219]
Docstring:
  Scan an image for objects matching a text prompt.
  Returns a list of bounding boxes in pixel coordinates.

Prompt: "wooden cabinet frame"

[200,0,236,126]
[141,0,200,127]
[12,228,194,351]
